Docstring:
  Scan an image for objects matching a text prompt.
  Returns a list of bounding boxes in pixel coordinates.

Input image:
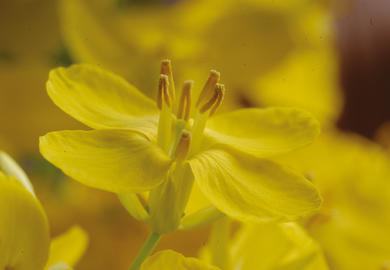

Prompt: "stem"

[129,232,161,270]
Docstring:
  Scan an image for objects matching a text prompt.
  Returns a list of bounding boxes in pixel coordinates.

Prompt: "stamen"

[209,83,225,116]
[157,74,171,109]
[199,90,219,114]
[160,59,176,103]
[174,130,191,161]
[177,80,193,121]
[196,70,220,107]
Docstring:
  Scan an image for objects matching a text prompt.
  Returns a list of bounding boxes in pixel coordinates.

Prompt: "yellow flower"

[274,131,390,269]
[0,151,88,270]
[141,250,219,270]
[40,62,322,234]
[200,217,328,270]
[230,222,328,270]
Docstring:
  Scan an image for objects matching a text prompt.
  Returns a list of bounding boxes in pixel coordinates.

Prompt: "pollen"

[177,80,193,121]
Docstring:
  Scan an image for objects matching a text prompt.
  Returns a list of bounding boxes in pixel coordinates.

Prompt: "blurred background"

[1,0,390,269]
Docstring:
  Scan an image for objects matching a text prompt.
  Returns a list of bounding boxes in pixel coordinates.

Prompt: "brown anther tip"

[215,83,225,94]
[209,69,220,78]
[161,59,171,65]
[196,70,221,107]
[183,80,194,87]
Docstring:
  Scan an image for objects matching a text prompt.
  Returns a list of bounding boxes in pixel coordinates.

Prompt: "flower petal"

[0,172,50,270]
[188,149,322,223]
[205,107,320,158]
[253,49,342,126]
[118,193,150,221]
[47,263,73,270]
[140,250,220,270]
[231,222,329,270]
[0,150,35,195]
[39,130,172,193]
[45,226,88,269]
[47,64,158,138]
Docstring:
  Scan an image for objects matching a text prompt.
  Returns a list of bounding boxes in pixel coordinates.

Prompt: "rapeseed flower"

[229,222,328,270]
[274,131,390,269]
[0,151,88,270]
[141,250,219,270]
[40,61,322,234]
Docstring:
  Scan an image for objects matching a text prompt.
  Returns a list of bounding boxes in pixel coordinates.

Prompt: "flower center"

[156,59,225,159]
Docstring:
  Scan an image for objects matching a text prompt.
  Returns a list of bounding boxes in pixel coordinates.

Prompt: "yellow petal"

[140,250,220,270]
[47,64,158,139]
[118,193,149,221]
[0,150,35,195]
[231,222,328,270]
[188,149,322,223]
[47,263,73,270]
[39,130,172,193]
[0,172,50,270]
[205,107,320,158]
[179,206,224,231]
[253,49,342,126]
[45,226,88,269]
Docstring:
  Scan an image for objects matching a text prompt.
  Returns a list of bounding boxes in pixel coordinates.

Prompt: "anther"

[160,59,176,102]
[177,80,193,121]
[209,83,225,116]
[157,74,171,109]
[199,83,225,115]
[196,70,220,107]
[174,130,191,161]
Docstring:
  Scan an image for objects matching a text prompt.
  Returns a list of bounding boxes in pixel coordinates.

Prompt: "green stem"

[129,232,161,270]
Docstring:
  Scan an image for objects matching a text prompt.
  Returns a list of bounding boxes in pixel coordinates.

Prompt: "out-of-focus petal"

[254,49,342,126]
[47,263,73,270]
[45,226,88,269]
[231,222,328,270]
[140,250,220,270]
[0,172,50,270]
[118,193,149,221]
[0,150,35,195]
